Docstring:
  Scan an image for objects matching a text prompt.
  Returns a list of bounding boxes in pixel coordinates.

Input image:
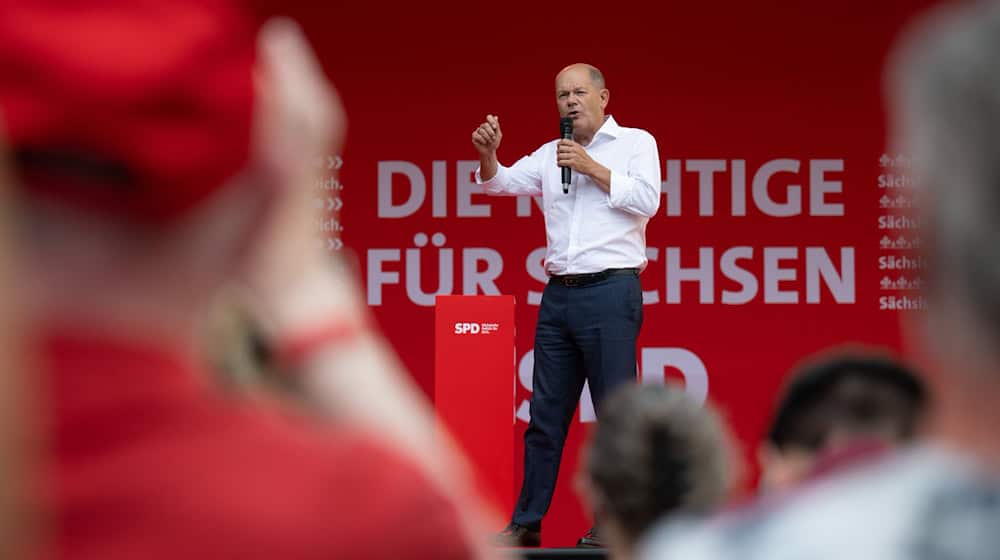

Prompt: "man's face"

[555,67,608,139]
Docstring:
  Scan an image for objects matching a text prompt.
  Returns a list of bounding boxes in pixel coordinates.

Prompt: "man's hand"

[472,114,501,182]
[242,18,355,324]
[557,139,611,191]
[471,114,502,155]
[556,139,596,174]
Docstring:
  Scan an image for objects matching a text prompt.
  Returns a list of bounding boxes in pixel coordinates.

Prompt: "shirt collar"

[594,115,621,140]
[582,115,621,148]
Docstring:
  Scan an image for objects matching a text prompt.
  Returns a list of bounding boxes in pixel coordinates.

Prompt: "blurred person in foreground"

[759,353,927,493]
[640,3,1000,558]
[0,1,491,558]
[576,385,734,560]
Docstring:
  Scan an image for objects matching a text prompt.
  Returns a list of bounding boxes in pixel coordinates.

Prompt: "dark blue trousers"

[511,270,643,530]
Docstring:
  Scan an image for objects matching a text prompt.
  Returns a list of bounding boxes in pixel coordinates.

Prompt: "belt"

[549,268,638,288]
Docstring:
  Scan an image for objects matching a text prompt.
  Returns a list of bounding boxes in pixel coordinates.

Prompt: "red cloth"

[0,0,256,223]
[37,330,473,560]
[803,438,893,483]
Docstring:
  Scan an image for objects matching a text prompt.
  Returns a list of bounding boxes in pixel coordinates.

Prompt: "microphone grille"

[560,117,573,136]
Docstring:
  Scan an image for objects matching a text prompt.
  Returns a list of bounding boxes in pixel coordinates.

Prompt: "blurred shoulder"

[638,446,965,560]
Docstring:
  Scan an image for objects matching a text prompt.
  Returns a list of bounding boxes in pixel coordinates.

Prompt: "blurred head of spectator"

[0,0,346,344]
[579,384,734,560]
[759,352,927,492]
[890,1,1000,441]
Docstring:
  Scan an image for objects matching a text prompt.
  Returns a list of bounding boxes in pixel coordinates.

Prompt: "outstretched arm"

[472,114,543,197]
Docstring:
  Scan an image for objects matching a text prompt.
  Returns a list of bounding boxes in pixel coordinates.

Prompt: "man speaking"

[471,63,661,547]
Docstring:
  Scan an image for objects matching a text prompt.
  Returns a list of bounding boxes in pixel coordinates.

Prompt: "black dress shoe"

[576,526,603,548]
[495,522,541,547]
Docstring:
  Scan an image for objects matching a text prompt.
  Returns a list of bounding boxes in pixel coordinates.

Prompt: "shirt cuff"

[475,163,506,188]
[608,169,629,207]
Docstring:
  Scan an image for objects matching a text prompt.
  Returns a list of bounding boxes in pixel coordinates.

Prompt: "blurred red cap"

[0,0,257,223]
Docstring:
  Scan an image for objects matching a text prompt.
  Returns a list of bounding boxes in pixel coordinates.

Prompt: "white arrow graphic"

[326,155,343,170]
[326,197,343,212]
[326,238,343,251]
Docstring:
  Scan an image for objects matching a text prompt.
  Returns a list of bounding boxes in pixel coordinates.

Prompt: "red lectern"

[434,295,515,513]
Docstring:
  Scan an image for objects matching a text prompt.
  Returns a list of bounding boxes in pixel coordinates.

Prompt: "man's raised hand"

[472,114,502,155]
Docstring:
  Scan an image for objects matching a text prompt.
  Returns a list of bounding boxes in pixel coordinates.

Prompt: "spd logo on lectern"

[454,322,481,335]
[454,322,500,335]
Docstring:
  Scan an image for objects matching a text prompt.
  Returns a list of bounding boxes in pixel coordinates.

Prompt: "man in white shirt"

[640,3,1000,559]
[472,63,661,547]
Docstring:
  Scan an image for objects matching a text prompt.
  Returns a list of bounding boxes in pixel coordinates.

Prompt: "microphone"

[560,117,573,194]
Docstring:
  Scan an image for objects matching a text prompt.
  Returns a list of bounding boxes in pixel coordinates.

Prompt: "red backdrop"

[252,0,940,546]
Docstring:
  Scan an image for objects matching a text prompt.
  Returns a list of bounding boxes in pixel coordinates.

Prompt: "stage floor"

[503,547,606,560]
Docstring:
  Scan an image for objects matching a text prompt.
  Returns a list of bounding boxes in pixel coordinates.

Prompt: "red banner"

[252,0,940,546]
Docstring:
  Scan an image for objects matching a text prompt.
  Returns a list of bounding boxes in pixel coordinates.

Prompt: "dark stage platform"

[502,548,607,560]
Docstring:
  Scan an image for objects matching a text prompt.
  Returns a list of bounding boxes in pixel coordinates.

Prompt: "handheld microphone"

[560,117,573,194]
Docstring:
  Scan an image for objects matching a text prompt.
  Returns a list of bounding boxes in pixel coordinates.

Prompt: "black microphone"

[560,117,573,194]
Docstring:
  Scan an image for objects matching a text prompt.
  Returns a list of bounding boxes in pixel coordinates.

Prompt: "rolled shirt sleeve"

[607,131,661,217]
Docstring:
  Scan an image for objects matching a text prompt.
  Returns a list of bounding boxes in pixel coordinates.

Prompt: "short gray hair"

[585,384,733,543]
[889,3,1000,349]
[587,65,606,89]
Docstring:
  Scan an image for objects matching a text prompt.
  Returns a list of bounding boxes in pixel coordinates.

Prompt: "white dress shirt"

[476,115,661,275]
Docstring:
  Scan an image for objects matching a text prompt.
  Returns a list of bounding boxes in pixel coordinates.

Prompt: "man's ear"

[757,443,775,473]
[600,89,610,110]
[756,443,781,492]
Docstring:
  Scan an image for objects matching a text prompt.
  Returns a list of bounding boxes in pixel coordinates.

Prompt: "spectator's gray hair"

[585,384,733,543]
[888,2,1000,352]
